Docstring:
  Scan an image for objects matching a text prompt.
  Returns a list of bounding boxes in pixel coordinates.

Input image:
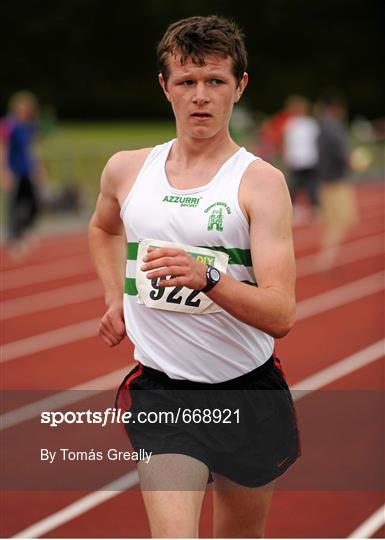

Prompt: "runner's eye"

[180,80,194,86]
[209,79,224,85]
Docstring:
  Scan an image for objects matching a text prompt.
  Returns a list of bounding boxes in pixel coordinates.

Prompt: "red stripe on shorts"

[117,363,143,412]
[273,350,287,380]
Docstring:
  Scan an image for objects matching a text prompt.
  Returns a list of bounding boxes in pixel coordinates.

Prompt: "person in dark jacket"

[316,94,358,270]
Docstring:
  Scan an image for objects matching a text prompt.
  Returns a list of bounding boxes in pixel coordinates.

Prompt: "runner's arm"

[206,163,296,337]
[88,159,127,346]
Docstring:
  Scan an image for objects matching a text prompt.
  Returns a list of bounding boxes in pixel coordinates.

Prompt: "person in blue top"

[1,91,41,257]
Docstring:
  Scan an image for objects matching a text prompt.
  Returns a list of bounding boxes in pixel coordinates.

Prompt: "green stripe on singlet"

[127,243,139,260]
[124,277,138,296]
[199,246,252,266]
[126,242,252,266]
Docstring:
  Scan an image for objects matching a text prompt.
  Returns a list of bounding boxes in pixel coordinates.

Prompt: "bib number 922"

[149,277,201,307]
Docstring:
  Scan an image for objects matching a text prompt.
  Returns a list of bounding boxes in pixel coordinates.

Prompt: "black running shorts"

[115,355,300,488]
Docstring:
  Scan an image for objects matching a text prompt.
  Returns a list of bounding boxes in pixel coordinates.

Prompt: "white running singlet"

[120,140,274,382]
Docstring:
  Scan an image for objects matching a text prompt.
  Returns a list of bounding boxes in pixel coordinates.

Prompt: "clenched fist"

[98,303,126,347]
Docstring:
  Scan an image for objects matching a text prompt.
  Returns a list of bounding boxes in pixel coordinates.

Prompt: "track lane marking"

[12,471,139,539]
[292,339,384,398]
[1,255,93,290]
[293,208,384,250]
[348,504,385,538]
[1,319,100,363]
[296,233,384,277]
[11,340,384,538]
[0,366,133,430]
[296,271,384,321]
[1,280,102,320]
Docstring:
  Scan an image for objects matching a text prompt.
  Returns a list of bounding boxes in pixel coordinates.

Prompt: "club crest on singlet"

[136,239,229,314]
[204,202,232,232]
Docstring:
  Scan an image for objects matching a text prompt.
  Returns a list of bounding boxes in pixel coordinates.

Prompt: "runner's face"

[159,54,248,140]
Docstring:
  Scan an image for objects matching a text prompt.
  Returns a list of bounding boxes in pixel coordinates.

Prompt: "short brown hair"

[157,15,247,86]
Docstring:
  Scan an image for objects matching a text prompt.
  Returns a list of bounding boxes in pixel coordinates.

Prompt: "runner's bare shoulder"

[244,158,287,193]
[240,159,291,221]
[102,148,153,197]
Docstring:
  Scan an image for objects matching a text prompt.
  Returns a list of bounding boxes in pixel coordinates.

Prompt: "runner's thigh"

[213,473,275,537]
[138,453,209,537]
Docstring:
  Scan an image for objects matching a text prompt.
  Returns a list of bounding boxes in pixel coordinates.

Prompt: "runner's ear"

[235,72,248,103]
[159,74,171,102]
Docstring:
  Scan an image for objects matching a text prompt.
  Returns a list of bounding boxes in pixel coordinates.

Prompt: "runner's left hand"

[141,247,207,290]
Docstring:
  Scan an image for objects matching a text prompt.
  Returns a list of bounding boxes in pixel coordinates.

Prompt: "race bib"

[135,239,229,314]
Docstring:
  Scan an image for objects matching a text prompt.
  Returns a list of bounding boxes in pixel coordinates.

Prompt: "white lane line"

[297,233,384,277]
[2,270,383,364]
[294,217,384,251]
[292,339,384,399]
[348,504,385,538]
[292,202,384,237]
[12,471,139,539]
[0,365,133,430]
[11,340,384,539]
[1,255,93,290]
[296,271,384,321]
[1,319,100,363]
[1,280,102,320]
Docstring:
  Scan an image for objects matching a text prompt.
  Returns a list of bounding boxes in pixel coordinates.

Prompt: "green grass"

[38,121,177,201]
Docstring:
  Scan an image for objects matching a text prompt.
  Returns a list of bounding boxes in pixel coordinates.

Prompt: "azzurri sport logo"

[162,195,202,208]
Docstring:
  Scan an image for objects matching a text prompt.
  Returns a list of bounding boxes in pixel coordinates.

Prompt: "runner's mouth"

[191,113,212,118]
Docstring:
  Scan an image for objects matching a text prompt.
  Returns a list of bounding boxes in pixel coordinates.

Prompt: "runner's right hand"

[98,304,126,347]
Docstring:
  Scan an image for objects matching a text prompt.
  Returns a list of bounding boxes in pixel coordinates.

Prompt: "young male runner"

[89,16,300,538]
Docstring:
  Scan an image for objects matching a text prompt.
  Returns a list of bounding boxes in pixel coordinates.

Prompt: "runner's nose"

[192,82,209,105]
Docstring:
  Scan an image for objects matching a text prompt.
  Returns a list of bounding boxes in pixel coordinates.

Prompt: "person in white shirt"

[283,96,320,220]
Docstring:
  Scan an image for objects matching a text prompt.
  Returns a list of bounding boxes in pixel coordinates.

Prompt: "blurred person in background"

[254,97,294,163]
[0,91,43,259]
[283,95,320,223]
[316,92,358,271]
